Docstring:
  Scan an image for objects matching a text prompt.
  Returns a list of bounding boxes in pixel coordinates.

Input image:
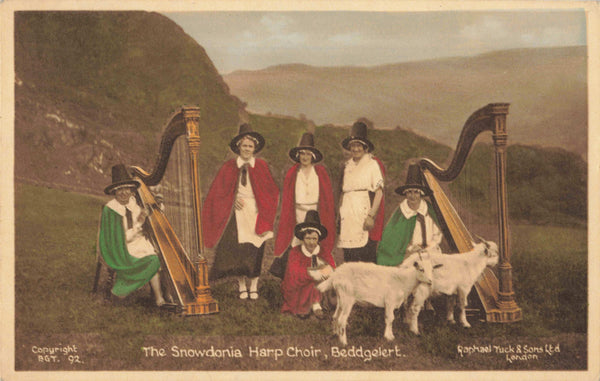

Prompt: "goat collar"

[400,199,428,219]
[301,244,320,258]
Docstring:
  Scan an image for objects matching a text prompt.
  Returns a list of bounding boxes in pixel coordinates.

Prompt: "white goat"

[317,255,440,345]
[405,240,499,332]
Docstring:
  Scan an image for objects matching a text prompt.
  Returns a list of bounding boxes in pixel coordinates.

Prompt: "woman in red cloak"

[270,132,336,279]
[281,210,335,319]
[202,124,279,300]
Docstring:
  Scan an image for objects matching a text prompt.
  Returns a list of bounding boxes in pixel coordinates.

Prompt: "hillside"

[224,46,587,157]
[15,11,245,192]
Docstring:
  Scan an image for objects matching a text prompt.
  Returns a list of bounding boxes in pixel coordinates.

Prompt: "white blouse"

[235,156,273,247]
[342,154,383,193]
[400,199,442,251]
[295,166,319,208]
[106,197,156,259]
[291,166,320,247]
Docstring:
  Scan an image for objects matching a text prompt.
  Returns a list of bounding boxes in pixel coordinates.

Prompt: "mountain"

[223,46,587,158]
[15,11,245,192]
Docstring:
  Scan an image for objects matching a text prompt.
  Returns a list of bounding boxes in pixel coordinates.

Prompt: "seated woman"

[281,210,335,319]
[377,164,442,266]
[98,164,166,307]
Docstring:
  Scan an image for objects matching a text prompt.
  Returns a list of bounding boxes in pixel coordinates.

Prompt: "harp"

[419,103,521,323]
[130,106,219,316]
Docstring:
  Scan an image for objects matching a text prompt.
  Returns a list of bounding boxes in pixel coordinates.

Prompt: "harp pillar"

[490,104,521,322]
[183,107,219,315]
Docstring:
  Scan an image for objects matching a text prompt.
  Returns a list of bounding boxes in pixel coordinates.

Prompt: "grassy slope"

[15,11,240,135]
[14,183,587,370]
[450,143,587,227]
[15,11,242,191]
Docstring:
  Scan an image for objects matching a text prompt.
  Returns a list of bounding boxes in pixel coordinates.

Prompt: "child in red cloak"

[281,210,336,319]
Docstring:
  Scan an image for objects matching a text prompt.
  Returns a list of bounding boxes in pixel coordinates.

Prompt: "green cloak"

[376,202,439,266]
[98,206,160,297]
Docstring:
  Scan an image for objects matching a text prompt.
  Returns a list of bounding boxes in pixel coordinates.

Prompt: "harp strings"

[447,140,496,242]
[161,136,200,263]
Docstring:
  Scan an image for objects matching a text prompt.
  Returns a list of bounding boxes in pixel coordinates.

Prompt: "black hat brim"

[288,146,323,163]
[395,184,433,197]
[341,136,375,152]
[230,132,265,154]
[104,180,140,195]
[294,222,328,241]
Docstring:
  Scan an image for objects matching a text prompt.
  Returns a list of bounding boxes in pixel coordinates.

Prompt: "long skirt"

[209,215,265,281]
[343,239,378,263]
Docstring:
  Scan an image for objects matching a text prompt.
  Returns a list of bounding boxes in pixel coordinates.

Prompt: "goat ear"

[433,264,443,269]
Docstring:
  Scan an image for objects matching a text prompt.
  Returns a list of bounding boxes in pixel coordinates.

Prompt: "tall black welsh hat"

[288,132,323,163]
[395,164,433,196]
[294,210,328,241]
[341,121,375,152]
[104,164,139,195]
[229,123,266,154]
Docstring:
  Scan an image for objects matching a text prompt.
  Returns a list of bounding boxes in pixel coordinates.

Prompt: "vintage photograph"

[2,1,598,380]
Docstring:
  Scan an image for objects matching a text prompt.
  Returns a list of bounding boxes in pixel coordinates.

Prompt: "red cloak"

[280,245,336,315]
[202,158,279,249]
[370,156,386,242]
[274,163,336,257]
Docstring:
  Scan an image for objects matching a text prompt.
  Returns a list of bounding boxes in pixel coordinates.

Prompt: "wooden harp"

[130,106,218,316]
[419,103,521,323]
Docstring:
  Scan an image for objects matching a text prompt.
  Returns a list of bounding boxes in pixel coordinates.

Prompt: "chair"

[92,248,115,301]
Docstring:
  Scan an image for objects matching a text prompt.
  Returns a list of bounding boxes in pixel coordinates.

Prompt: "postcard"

[1,1,598,380]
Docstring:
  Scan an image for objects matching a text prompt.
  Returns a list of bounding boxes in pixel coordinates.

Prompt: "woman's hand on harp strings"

[137,208,149,223]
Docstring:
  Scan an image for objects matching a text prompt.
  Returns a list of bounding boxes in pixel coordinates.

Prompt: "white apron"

[235,157,273,248]
[338,154,383,248]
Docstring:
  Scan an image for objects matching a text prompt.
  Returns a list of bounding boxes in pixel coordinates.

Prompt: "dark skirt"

[209,214,265,281]
[343,239,378,263]
[268,246,290,279]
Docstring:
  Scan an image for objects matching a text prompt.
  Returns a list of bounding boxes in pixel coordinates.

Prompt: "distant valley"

[224,46,587,158]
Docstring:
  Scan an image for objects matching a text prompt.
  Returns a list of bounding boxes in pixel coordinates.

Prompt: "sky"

[163,10,586,74]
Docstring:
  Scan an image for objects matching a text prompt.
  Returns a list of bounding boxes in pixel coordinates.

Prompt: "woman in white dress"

[338,121,385,263]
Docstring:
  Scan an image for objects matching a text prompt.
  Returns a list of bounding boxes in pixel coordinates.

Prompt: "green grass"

[14,183,587,369]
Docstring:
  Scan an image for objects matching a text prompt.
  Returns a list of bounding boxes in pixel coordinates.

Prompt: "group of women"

[99,120,442,317]
[202,121,401,320]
